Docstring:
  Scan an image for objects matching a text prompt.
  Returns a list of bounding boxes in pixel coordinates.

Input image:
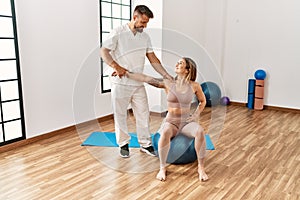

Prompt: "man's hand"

[163,73,174,81]
[111,65,127,78]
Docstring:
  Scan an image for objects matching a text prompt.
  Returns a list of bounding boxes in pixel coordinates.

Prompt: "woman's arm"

[186,82,206,123]
[126,72,166,88]
[193,82,207,115]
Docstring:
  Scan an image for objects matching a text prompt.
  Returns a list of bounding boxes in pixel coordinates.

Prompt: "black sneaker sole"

[119,153,130,158]
[140,148,156,157]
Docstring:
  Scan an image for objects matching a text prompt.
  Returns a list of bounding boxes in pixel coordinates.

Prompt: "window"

[0,0,26,146]
[100,0,131,93]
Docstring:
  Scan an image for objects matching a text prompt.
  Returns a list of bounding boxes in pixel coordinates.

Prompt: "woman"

[126,57,208,181]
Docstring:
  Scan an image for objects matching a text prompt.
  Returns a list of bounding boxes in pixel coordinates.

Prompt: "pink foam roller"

[255,80,264,87]
[254,98,264,110]
[255,86,264,98]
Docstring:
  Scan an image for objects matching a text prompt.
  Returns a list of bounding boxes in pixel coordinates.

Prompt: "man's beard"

[134,25,144,33]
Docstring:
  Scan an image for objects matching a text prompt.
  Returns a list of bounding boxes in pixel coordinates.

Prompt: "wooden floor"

[0,105,299,200]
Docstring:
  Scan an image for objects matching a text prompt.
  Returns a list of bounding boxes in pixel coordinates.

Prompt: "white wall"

[14,0,300,138]
[163,0,300,109]
[162,0,225,94]
[222,0,300,109]
[15,0,112,138]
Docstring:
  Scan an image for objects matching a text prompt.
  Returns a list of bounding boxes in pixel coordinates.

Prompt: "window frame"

[0,0,26,146]
[99,0,132,93]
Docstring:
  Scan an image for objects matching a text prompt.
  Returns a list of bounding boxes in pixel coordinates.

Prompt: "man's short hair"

[134,5,154,18]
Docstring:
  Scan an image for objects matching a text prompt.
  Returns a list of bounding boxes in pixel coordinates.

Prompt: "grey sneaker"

[140,145,156,157]
[120,144,129,158]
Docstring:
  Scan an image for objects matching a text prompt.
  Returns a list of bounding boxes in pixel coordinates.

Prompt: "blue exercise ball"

[200,82,222,106]
[153,133,197,164]
[254,69,266,80]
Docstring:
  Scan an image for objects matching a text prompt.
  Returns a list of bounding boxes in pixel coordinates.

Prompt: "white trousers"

[111,83,152,147]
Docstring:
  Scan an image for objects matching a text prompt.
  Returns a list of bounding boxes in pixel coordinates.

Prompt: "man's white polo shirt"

[103,23,154,86]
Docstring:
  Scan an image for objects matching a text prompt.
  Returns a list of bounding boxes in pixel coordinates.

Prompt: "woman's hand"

[186,113,199,123]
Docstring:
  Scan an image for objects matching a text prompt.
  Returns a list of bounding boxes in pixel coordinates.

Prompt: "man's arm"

[146,52,173,81]
[100,47,127,78]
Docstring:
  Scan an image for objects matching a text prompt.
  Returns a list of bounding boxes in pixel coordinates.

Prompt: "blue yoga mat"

[205,134,215,150]
[81,132,215,150]
[248,79,256,94]
[82,132,141,147]
[247,79,256,109]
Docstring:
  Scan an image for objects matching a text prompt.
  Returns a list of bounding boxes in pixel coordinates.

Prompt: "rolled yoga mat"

[254,80,265,110]
[247,79,256,109]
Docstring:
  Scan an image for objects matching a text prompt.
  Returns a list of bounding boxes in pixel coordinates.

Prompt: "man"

[100,5,172,158]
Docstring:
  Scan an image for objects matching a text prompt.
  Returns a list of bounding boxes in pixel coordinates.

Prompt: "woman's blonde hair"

[183,57,197,81]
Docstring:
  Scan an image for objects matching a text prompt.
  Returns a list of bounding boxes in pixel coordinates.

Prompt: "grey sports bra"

[167,83,194,109]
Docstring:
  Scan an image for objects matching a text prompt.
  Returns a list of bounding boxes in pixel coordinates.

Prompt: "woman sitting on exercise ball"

[126,57,208,181]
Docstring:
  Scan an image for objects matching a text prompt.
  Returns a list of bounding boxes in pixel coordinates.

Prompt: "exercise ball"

[220,96,230,106]
[152,133,197,164]
[254,69,266,80]
[200,82,222,106]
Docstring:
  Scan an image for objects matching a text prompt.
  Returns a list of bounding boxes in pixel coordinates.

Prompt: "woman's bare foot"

[198,166,208,181]
[156,168,167,181]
